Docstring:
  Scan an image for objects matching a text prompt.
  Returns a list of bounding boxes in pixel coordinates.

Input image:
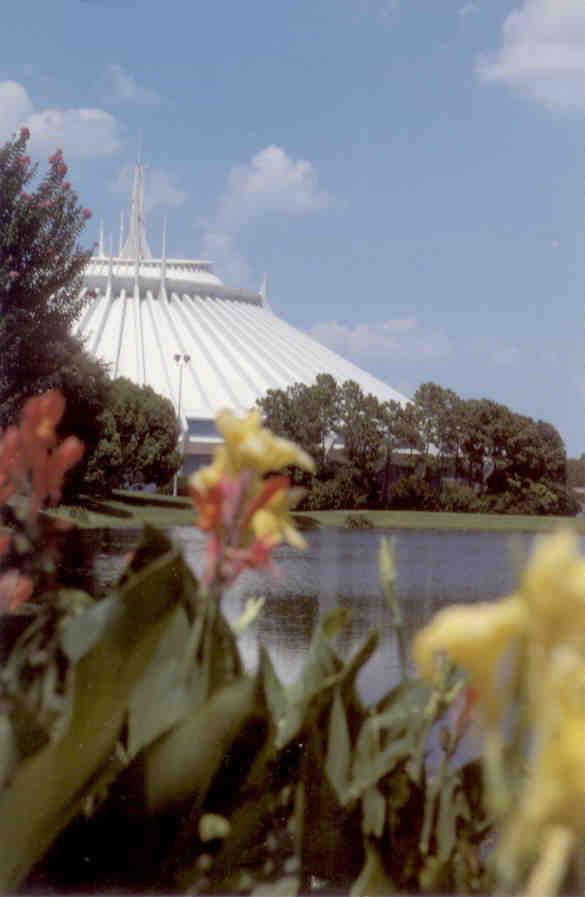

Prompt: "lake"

[64,524,557,703]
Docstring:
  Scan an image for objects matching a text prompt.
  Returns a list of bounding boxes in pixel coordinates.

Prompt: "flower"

[412,595,526,724]
[48,149,63,164]
[82,208,92,220]
[19,126,30,141]
[215,409,315,476]
[249,480,307,550]
[0,570,34,612]
[189,410,313,588]
[20,191,31,201]
[62,181,71,192]
[8,271,19,280]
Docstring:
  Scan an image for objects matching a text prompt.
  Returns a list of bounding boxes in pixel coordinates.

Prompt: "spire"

[107,235,114,293]
[260,272,270,309]
[119,210,125,256]
[98,219,105,257]
[120,148,152,261]
[160,216,168,299]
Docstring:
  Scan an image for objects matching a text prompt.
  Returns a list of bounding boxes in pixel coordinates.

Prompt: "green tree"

[566,454,585,490]
[0,128,94,425]
[82,378,181,494]
[258,374,340,477]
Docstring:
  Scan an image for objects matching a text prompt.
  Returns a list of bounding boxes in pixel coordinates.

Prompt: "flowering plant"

[0,391,583,897]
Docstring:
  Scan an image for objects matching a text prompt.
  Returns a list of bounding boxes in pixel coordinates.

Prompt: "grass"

[297,509,585,533]
[47,490,585,534]
[46,493,197,529]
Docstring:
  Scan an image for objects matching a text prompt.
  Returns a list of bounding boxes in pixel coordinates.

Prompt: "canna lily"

[215,409,315,476]
[412,595,526,725]
[250,482,307,550]
[189,409,313,588]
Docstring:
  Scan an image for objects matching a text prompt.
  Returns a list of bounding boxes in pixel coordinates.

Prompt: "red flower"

[19,126,30,141]
[0,570,34,612]
[62,181,71,192]
[17,155,30,168]
[82,208,92,220]
[48,149,63,164]
[8,271,19,280]
[20,191,31,201]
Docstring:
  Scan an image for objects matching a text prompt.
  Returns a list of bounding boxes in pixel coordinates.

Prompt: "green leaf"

[259,646,287,727]
[325,688,352,801]
[362,785,386,838]
[350,842,396,896]
[142,674,260,813]
[321,605,351,639]
[233,596,265,634]
[0,538,184,891]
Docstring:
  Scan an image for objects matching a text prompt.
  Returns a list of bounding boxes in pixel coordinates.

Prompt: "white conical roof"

[76,163,409,426]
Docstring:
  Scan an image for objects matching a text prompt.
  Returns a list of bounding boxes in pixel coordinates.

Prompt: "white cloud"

[476,0,584,110]
[202,145,330,284]
[111,163,187,212]
[103,64,159,103]
[308,317,454,362]
[0,80,122,157]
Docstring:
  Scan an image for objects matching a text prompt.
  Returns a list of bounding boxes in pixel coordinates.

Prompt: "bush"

[483,479,580,517]
[300,466,360,510]
[81,378,181,494]
[439,480,481,513]
[388,474,440,511]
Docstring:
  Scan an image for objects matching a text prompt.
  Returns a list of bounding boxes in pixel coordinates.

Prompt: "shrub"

[388,474,440,511]
[439,480,481,513]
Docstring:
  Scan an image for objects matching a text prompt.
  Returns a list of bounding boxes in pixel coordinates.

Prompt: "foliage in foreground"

[1,393,585,896]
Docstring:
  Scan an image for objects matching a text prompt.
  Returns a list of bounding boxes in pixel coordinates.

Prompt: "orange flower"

[0,570,34,612]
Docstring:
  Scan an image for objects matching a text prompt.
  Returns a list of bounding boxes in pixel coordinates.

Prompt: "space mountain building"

[75,160,409,476]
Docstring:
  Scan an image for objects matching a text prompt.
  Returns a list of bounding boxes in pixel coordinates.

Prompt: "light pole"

[172,353,191,496]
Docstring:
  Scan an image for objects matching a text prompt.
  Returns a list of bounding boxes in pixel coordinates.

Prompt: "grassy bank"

[46,490,196,529]
[48,490,585,534]
[298,509,585,533]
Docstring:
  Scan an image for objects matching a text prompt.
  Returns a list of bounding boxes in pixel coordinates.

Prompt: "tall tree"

[0,128,93,425]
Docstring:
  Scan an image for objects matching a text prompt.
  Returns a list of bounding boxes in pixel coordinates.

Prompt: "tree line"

[257,375,578,516]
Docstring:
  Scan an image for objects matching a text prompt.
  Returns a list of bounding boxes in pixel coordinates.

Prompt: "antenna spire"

[98,219,105,256]
[260,272,270,308]
[119,210,124,256]
[120,144,151,261]
[160,216,168,299]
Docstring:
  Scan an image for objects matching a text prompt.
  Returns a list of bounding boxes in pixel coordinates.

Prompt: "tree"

[0,129,93,425]
[82,378,181,493]
[258,374,340,477]
[566,454,585,490]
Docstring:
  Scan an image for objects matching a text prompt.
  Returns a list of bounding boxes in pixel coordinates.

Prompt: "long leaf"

[0,540,184,890]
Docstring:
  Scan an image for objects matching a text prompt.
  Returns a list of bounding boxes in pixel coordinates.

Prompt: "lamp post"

[172,353,191,496]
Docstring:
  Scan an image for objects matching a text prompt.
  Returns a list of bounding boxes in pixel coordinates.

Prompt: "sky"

[0,0,583,454]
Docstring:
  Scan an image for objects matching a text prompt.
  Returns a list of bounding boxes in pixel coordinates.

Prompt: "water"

[66,525,549,703]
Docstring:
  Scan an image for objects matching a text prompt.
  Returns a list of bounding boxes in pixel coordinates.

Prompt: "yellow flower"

[412,595,527,723]
[509,647,585,835]
[215,409,315,475]
[522,530,585,660]
[190,449,226,494]
[250,486,307,550]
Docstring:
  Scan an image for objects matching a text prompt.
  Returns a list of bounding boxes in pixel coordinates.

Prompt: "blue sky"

[1,0,583,454]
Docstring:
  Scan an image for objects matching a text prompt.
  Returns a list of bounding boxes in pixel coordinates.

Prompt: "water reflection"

[66,525,559,703]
